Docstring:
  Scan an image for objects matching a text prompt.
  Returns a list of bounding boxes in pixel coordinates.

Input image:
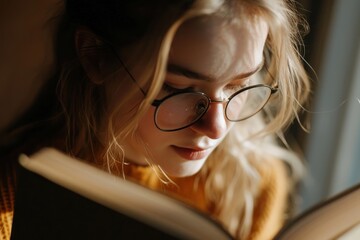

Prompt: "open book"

[275,179,360,239]
[11,148,360,240]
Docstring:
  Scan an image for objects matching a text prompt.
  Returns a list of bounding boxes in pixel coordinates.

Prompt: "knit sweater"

[0,157,288,240]
[0,161,16,239]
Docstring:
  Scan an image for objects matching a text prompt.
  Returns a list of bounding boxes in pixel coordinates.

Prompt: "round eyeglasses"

[152,84,278,131]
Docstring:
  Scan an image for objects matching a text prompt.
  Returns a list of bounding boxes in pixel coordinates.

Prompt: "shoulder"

[249,158,290,240]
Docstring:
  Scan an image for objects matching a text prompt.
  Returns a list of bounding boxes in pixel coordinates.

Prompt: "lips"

[171,145,212,160]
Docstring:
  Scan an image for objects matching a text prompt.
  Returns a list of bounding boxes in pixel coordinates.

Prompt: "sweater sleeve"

[0,161,17,240]
[248,159,290,240]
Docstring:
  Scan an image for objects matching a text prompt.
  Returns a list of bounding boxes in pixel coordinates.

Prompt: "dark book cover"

[10,149,232,240]
[11,164,182,240]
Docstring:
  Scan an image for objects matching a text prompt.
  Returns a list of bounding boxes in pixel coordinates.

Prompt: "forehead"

[168,15,268,80]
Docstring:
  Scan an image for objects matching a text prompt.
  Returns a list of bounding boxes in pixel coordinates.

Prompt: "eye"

[162,83,180,94]
[224,79,251,95]
[225,84,244,92]
[162,83,193,94]
[195,99,208,115]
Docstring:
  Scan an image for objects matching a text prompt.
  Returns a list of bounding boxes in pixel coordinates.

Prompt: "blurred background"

[294,0,360,212]
[0,0,359,214]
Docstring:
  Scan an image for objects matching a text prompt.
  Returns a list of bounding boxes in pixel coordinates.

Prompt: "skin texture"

[120,16,269,177]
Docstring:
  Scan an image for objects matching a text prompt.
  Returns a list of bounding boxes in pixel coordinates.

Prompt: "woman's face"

[121,16,268,177]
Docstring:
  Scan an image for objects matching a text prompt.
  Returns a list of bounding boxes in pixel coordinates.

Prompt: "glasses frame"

[151,84,278,131]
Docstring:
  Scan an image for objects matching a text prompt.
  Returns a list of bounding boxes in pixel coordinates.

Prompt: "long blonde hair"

[59,0,310,238]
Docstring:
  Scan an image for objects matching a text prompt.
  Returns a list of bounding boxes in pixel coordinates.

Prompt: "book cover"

[11,148,233,240]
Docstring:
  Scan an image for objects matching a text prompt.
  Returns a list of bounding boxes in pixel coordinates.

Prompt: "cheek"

[137,108,168,147]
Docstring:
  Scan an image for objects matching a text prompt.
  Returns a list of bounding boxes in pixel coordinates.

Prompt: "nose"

[190,102,228,139]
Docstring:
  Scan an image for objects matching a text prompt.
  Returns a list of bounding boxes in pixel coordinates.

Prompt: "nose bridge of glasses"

[208,97,229,104]
[201,97,228,121]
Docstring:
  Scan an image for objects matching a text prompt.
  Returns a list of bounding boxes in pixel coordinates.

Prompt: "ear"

[75,27,108,84]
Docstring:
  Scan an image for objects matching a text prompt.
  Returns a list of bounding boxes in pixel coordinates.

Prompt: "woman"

[0,0,310,239]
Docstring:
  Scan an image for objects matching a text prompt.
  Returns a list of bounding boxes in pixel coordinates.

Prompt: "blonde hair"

[59,0,310,238]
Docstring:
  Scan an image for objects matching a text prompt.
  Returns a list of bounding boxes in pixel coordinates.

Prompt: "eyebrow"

[167,60,264,82]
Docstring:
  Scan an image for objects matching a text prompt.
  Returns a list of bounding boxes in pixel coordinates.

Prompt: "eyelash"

[225,83,248,92]
[225,79,251,92]
[162,83,192,94]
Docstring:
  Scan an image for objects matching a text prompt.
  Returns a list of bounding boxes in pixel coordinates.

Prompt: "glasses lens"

[154,93,209,131]
[226,86,272,121]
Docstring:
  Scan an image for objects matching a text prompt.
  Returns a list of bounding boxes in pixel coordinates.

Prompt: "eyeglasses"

[112,49,277,132]
[152,84,277,131]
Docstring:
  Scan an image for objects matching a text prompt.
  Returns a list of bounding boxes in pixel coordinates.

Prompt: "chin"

[164,159,206,178]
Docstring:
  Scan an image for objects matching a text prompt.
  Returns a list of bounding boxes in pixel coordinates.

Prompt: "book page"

[275,182,360,240]
[337,222,360,240]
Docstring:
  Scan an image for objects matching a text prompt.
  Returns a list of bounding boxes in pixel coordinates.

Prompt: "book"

[275,180,360,239]
[11,148,233,240]
[10,148,360,240]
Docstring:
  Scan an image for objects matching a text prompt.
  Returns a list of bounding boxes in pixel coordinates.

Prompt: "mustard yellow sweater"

[0,158,288,240]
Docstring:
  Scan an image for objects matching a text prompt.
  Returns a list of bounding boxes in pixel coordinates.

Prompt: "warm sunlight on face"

[122,15,269,177]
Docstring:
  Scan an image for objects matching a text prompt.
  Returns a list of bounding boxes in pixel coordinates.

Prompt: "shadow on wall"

[0,0,64,134]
